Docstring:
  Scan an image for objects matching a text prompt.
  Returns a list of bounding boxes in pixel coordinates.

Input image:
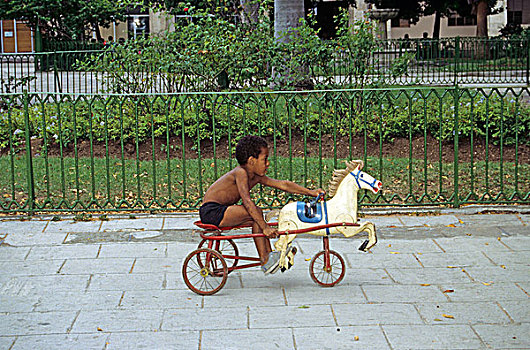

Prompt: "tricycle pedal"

[358,239,369,251]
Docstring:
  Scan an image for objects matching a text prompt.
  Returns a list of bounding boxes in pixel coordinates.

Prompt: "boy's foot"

[262,251,281,274]
[281,246,297,273]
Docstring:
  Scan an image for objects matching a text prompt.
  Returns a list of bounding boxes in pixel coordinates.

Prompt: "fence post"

[454,37,460,86]
[23,90,35,215]
[453,85,460,208]
[527,39,529,86]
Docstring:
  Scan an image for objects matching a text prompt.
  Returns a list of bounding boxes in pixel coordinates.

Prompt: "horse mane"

[328,160,364,197]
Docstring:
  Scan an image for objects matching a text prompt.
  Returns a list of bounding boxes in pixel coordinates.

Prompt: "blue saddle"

[296,201,323,223]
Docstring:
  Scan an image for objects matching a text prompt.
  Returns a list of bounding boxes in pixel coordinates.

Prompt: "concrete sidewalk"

[0,211,529,350]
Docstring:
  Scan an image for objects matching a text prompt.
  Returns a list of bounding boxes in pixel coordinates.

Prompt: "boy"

[200,135,324,274]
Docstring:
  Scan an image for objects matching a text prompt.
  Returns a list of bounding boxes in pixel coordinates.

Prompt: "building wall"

[1,20,33,53]
[390,15,476,39]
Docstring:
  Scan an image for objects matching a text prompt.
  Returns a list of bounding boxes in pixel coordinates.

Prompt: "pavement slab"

[32,290,123,312]
[464,265,530,283]
[106,331,198,350]
[499,236,530,251]
[433,236,513,253]
[60,257,135,275]
[0,311,78,336]
[362,284,448,303]
[71,309,163,333]
[385,267,473,284]
[202,287,286,308]
[25,244,99,260]
[11,334,108,350]
[0,275,91,295]
[100,218,164,232]
[202,328,294,350]
[0,220,48,235]
[97,242,167,258]
[0,260,64,276]
[415,301,513,325]
[87,273,165,291]
[473,323,530,349]
[414,251,496,268]
[119,289,202,309]
[398,214,460,227]
[285,284,366,305]
[293,326,390,350]
[43,220,102,233]
[162,307,248,331]
[250,304,336,328]
[382,324,483,349]
[0,294,38,313]
[131,257,183,274]
[3,232,68,246]
[0,246,30,261]
[439,282,529,302]
[333,303,424,326]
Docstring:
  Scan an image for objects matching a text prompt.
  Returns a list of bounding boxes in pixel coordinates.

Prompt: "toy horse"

[270,160,382,270]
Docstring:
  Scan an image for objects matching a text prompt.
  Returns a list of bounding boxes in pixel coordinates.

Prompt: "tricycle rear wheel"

[198,238,239,269]
[182,248,228,295]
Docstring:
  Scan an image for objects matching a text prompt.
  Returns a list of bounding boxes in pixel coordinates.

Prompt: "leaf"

[434,318,442,322]
[482,282,492,286]
[443,289,454,293]
[390,252,400,254]
[420,283,431,286]
[97,327,103,331]
[446,224,456,227]
[305,258,311,261]
[354,336,359,341]
[442,314,455,319]
[447,266,458,268]
[458,219,464,224]
[298,305,310,309]
[500,265,506,269]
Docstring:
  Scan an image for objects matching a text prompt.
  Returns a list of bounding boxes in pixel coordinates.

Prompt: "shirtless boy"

[199,135,325,274]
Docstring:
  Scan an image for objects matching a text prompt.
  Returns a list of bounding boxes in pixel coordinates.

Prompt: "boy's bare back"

[202,166,262,206]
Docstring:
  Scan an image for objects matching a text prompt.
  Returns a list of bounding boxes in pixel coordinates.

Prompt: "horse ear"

[350,159,363,170]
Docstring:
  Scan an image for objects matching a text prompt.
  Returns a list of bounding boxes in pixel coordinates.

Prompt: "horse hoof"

[358,240,369,251]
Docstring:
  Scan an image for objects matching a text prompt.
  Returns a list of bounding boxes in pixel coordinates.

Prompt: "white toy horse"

[270,160,382,270]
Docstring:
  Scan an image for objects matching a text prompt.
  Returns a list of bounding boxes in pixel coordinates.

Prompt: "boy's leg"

[219,205,272,264]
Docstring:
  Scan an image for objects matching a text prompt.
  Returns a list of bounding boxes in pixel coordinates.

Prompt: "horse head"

[350,164,383,194]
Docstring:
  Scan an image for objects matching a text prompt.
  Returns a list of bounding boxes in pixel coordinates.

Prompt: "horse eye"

[360,174,363,178]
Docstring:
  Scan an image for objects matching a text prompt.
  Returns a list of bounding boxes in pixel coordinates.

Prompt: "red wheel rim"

[182,248,228,295]
[309,250,346,287]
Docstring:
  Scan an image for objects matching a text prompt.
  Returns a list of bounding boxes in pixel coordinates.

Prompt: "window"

[127,15,149,39]
[447,13,477,26]
[391,18,410,28]
[507,11,523,24]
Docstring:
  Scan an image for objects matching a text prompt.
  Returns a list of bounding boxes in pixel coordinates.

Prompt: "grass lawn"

[1,155,528,213]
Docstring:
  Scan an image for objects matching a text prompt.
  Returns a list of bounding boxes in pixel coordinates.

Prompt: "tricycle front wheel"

[309,250,346,287]
[182,248,228,295]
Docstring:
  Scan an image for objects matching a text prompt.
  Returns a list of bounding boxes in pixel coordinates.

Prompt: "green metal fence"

[1,38,528,94]
[1,87,529,213]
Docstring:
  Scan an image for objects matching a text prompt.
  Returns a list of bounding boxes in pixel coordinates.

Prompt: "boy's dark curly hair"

[235,135,268,165]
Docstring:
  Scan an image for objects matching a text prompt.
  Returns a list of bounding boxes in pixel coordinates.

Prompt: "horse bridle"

[350,169,378,190]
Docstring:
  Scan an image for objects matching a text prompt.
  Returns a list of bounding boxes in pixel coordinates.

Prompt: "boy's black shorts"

[199,202,228,227]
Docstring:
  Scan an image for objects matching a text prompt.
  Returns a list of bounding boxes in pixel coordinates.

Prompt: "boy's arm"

[259,176,325,197]
[234,168,276,236]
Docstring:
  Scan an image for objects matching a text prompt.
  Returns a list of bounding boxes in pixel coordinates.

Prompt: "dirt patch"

[5,133,530,164]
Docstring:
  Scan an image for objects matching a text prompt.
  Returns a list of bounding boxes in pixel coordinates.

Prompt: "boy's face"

[249,146,270,176]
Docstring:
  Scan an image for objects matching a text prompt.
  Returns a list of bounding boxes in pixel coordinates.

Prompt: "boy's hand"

[263,226,278,238]
[309,188,326,198]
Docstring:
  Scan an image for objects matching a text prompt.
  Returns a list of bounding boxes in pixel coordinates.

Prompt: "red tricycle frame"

[182,221,362,295]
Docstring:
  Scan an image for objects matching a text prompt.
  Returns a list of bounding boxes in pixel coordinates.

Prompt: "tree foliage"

[0,0,134,40]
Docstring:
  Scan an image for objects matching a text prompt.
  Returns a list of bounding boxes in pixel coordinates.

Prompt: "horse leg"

[340,222,377,252]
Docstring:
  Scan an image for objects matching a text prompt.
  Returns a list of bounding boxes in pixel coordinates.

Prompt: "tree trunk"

[432,11,441,39]
[93,22,103,42]
[240,0,259,26]
[274,0,309,89]
[475,0,488,37]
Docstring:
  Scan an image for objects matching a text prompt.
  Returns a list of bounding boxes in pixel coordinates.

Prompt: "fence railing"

[1,87,528,213]
[1,38,528,94]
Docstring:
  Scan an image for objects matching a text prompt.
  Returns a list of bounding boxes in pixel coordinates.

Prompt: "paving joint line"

[431,238,446,253]
[198,330,202,350]
[96,244,102,258]
[118,291,125,307]
[329,304,339,327]
[128,258,136,273]
[383,268,397,284]
[23,247,32,260]
[66,310,81,334]
[162,273,167,289]
[469,325,490,349]
[481,251,498,266]
[282,287,288,306]
[379,324,394,350]
[158,309,165,331]
[514,282,529,297]
[515,214,526,226]
[360,285,370,302]
[412,303,429,324]
[495,301,515,323]
[62,233,70,244]
[7,336,17,350]
[246,306,250,329]
[291,327,298,350]
[412,253,424,267]
[41,220,49,232]
[498,239,515,252]
[56,259,67,273]
[85,274,93,291]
